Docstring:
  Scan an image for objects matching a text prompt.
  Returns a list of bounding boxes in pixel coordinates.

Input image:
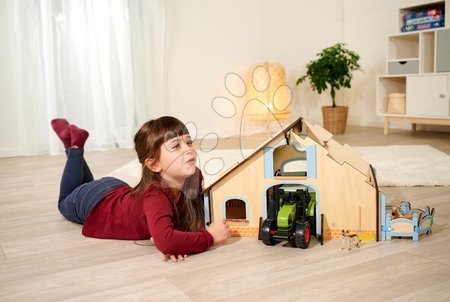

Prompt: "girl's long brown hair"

[131,116,204,232]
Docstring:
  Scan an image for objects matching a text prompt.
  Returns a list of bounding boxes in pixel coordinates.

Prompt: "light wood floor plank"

[0,240,154,284]
[0,245,6,261]
[63,279,193,302]
[390,279,450,302]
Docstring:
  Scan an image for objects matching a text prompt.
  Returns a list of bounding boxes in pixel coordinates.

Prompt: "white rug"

[355,145,450,187]
[107,145,450,188]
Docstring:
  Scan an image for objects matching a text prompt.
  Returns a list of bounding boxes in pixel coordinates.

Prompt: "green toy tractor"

[261,185,316,249]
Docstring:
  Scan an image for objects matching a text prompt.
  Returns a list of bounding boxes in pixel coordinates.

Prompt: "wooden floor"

[1,126,450,301]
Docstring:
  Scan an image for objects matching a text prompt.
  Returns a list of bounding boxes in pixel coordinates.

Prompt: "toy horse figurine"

[341,230,361,250]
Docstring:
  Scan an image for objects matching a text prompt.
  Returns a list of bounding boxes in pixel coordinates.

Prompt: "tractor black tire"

[294,221,311,249]
[261,219,277,246]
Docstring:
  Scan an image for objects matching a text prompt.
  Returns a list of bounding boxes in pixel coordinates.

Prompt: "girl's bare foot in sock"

[51,119,71,148]
[69,124,89,149]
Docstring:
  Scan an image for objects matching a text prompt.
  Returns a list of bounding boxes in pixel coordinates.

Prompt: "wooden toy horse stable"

[202,117,380,241]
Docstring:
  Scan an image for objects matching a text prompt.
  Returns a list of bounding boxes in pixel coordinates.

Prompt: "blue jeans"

[58,148,127,224]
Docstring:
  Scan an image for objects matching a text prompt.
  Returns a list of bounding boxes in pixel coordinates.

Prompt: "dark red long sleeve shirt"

[82,176,213,255]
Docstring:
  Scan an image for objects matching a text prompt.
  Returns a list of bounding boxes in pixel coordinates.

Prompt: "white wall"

[165,0,343,137]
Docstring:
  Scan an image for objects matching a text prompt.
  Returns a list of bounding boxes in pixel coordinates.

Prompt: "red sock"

[69,124,89,149]
[51,118,71,148]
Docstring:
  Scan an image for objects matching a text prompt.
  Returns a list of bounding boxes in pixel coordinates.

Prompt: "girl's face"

[147,134,197,188]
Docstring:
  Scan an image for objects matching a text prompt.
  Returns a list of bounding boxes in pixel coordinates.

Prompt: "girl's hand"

[207,219,231,245]
[159,252,187,262]
[150,237,187,262]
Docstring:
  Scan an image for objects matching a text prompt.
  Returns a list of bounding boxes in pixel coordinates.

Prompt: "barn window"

[271,144,307,177]
[225,199,247,219]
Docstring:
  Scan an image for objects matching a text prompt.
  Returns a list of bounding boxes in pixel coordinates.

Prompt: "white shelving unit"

[377,0,450,135]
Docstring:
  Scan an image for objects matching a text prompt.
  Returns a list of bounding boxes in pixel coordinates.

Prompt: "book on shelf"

[404,8,442,21]
[401,20,445,32]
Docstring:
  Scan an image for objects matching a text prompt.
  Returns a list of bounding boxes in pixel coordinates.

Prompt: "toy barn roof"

[202,116,378,193]
[202,116,303,192]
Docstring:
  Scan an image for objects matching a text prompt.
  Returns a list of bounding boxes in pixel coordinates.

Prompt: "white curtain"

[5,0,166,155]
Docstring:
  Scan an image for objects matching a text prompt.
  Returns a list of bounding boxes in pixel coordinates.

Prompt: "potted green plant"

[296,43,361,134]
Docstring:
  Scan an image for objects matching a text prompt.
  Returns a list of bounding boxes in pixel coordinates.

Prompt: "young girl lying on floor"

[51,116,230,262]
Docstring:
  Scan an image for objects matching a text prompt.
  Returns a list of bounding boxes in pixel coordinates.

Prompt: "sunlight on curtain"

[5,0,165,155]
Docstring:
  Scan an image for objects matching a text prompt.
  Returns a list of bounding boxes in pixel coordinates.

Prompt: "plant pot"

[321,106,348,134]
